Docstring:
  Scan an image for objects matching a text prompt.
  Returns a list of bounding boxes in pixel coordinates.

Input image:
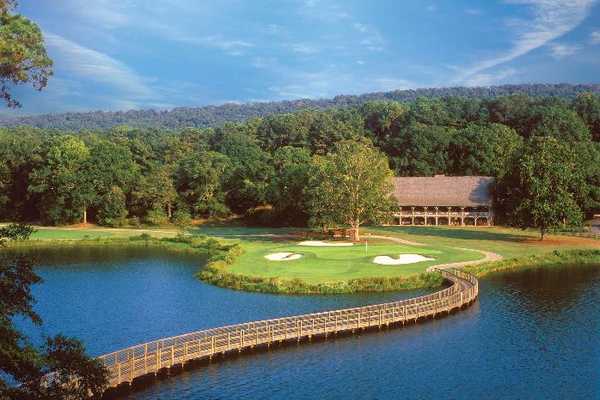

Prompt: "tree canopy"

[0,0,52,107]
[307,140,394,240]
[496,137,584,239]
[0,93,599,229]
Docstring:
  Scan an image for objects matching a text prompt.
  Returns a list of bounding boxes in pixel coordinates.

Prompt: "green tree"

[28,135,92,225]
[360,100,408,147]
[388,123,454,176]
[529,105,591,142]
[132,163,176,219]
[176,151,231,218]
[308,109,364,155]
[95,186,128,226]
[0,127,45,221]
[497,137,583,239]
[215,131,273,214]
[268,146,312,225]
[307,140,394,240]
[0,0,53,107]
[0,225,107,399]
[448,123,522,177]
[572,92,600,142]
[256,111,313,151]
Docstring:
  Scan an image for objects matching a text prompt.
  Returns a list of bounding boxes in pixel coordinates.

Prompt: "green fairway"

[226,240,482,283]
[366,226,600,259]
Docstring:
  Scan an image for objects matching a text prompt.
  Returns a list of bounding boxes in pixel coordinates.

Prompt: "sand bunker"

[298,240,354,247]
[264,252,303,261]
[372,254,434,265]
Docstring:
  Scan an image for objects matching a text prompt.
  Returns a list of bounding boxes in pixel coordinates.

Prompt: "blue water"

[15,247,600,399]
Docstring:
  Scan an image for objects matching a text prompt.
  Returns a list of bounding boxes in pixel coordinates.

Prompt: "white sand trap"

[373,254,434,265]
[298,240,354,247]
[264,252,303,261]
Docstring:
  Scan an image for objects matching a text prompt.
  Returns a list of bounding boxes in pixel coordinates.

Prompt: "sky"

[7,0,600,115]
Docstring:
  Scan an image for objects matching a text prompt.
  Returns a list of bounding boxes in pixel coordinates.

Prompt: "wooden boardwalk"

[99,268,478,391]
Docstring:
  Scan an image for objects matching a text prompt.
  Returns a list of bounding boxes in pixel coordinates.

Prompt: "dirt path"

[369,234,503,271]
[426,247,503,272]
[367,234,424,246]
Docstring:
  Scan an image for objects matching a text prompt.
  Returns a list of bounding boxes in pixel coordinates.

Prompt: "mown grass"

[226,241,481,282]
[464,249,600,277]
[367,225,600,259]
[197,237,484,294]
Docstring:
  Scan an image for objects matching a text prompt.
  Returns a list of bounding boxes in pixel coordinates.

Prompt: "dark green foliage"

[0,223,34,243]
[1,91,599,229]
[496,137,584,238]
[448,123,522,176]
[0,0,53,108]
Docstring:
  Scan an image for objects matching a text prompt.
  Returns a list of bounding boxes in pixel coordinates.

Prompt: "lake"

[15,246,600,399]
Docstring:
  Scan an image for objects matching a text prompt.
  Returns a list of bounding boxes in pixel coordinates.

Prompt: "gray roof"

[392,175,494,207]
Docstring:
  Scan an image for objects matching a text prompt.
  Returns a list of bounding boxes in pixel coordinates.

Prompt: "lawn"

[226,240,482,284]
[366,226,600,259]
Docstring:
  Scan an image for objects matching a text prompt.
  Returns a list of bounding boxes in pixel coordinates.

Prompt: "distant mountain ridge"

[2,83,599,131]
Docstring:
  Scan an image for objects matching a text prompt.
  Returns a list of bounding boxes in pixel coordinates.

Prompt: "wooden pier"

[98,268,478,392]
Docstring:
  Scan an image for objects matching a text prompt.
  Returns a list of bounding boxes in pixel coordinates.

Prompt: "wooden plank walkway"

[98,268,478,391]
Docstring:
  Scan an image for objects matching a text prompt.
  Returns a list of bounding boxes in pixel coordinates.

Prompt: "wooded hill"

[2,83,600,131]
[1,92,599,230]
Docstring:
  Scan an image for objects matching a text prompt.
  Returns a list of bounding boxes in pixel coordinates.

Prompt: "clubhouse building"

[391,175,494,226]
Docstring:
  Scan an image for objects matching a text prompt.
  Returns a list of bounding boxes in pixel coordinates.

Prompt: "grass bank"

[7,224,600,295]
[464,249,600,277]
[2,234,218,261]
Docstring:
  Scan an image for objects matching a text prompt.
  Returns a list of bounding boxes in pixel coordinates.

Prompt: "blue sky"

[7,0,600,115]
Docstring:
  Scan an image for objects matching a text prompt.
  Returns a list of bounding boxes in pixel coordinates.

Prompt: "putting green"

[227,240,483,284]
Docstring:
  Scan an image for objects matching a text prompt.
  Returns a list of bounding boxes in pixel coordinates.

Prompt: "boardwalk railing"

[98,268,478,389]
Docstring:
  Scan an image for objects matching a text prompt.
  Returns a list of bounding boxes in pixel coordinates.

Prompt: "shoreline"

[4,233,600,295]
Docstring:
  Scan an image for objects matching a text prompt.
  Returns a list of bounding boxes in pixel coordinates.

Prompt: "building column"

[424,206,428,226]
[460,207,465,226]
[411,207,415,226]
[434,206,439,226]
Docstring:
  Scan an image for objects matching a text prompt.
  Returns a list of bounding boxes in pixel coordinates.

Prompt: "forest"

[1,93,599,230]
[1,83,600,131]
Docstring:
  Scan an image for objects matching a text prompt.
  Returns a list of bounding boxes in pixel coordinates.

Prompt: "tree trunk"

[167,202,172,219]
[540,226,545,240]
[82,208,87,225]
[352,220,360,242]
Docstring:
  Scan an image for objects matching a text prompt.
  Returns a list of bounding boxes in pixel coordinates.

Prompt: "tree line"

[1,93,599,232]
[1,84,599,131]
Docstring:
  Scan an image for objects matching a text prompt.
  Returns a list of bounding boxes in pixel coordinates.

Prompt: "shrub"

[172,208,192,229]
[144,207,169,226]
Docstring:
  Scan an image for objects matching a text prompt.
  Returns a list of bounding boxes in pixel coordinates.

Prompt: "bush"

[144,207,169,226]
[172,208,192,229]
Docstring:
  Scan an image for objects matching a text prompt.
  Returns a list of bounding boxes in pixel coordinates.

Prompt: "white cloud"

[266,63,418,100]
[463,68,518,87]
[354,23,368,33]
[549,43,582,58]
[44,33,153,98]
[455,0,595,83]
[591,31,600,44]
[291,43,319,55]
